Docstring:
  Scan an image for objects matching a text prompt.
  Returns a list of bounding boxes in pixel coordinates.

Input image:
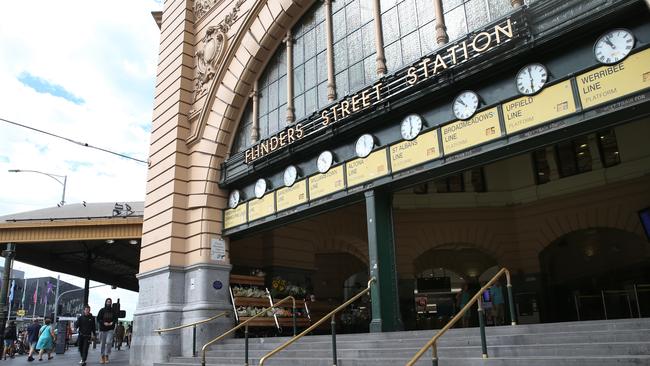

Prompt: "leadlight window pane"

[259,90,268,115]
[336,71,350,97]
[382,7,400,45]
[419,22,437,55]
[294,94,305,120]
[442,0,463,12]
[304,29,316,59]
[294,36,305,65]
[398,0,418,37]
[316,22,327,53]
[268,108,279,135]
[364,53,377,83]
[278,103,287,129]
[317,51,328,83]
[318,81,329,109]
[348,30,364,65]
[305,87,318,114]
[278,75,287,107]
[385,40,403,72]
[334,40,348,73]
[258,114,268,139]
[401,30,421,65]
[532,149,550,185]
[278,47,287,78]
[380,0,398,11]
[597,130,621,168]
[333,8,347,42]
[268,80,279,110]
[346,0,362,32]
[315,2,326,22]
[488,0,512,20]
[333,0,345,12]
[465,0,489,31]
[360,0,374,23]
[305,57,317,90]
[416,0,435,25]
[294,64,305,94]
[361,22,376,58]
[349,62,365,92]
[445,5,468,42]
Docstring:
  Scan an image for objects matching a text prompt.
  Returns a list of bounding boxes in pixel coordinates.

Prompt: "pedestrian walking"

[114,323,125,351]
[125,324,132,349]
[36,318,56,361]
[456,283,471,327]
[26,319,40,362]
[96,298,118,364]
[75,305,96,366]
[3,321,17,359]
[490,282,506,326]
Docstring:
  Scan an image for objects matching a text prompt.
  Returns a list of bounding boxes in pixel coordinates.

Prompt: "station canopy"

[0,202,143,291]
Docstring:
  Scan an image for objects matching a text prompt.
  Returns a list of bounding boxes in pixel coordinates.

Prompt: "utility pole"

[0,243,16,356]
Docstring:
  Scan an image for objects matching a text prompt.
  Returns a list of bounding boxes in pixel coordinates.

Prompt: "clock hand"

[528,67,534,91]
[605,35,615,49]
[458,99,467,107]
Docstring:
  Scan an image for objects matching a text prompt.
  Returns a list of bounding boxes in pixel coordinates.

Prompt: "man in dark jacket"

[96,298,117,364]
[3,321,17,359]
[26,319,40,362]
[75,305,96,366]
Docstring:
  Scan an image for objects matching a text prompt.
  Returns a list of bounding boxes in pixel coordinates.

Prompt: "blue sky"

[0,0,163,318]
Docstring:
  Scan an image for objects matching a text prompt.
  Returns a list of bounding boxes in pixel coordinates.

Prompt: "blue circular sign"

[212,280,223,290]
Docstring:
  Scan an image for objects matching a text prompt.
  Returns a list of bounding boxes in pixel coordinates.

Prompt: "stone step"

[198,341,650,359]
[156,355,650,366]
[207,328,650,351]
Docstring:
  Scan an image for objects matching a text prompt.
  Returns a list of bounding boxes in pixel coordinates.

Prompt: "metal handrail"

[406,268,516,366]
[154,311,230,334]
[155,310,230,357]
[201,296,296,366]
[258,277,376,366]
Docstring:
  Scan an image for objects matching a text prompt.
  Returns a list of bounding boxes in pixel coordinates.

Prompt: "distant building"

[7,276,83,320]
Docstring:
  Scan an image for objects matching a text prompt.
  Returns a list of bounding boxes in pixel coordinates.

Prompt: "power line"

[0,117,149,165]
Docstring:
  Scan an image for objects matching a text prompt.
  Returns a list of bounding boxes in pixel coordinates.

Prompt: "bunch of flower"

[232,286,267,298]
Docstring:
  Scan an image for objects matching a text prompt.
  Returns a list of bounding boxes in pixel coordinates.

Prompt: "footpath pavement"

[1,346,130,366]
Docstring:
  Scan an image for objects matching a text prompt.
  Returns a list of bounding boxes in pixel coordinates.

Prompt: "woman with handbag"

[35,318,56,361]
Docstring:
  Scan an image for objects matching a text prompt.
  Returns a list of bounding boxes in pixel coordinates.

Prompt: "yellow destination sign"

[346,149,389,187]
[248,193,275,222]
[504,80,576,134]
[309,165,345,200]
[390,130,440,172]
[442,107,501,154]
[224,204,247,229]
[276,180,308,212]
[578,48,650,109]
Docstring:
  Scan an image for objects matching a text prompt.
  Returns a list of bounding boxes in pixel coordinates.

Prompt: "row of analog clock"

[228,29,636,209]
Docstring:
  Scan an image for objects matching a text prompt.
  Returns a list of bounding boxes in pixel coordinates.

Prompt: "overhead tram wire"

[0,117,148,165]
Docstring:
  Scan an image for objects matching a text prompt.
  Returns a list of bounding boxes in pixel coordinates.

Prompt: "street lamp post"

[7,169,67,206]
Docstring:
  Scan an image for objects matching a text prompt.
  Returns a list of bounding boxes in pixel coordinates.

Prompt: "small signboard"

[345,149,389,187]
[224,204,247,229]
[390,130,441,172]
[276,180,308,212]
[441,107,501,155]
[504,80,576,134]
[248,193,275,221]
[308,165,345,200]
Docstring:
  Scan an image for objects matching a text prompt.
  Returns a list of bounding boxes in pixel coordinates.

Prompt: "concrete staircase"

[155,318,650,366]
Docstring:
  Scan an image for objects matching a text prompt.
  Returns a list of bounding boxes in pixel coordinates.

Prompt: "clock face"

[594,29,635,65]
[228,190,241,208]
[453,91,480,120]
[516,63,548,96]
[254,178,267,199]
[317,150,334,173]
[400,114,423,141]
[355,134,375,158]
[283,165,298,187]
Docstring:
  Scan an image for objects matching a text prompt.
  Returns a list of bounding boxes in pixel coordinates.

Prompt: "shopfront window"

[597,129,621,168]
[532,149,551,185]
[555,136,592,178]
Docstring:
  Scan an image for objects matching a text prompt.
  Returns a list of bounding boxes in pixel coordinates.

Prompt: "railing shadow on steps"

[258,277,376,366]
[154,310,230,358]
[201,296,297,366]
[406,267,517,366]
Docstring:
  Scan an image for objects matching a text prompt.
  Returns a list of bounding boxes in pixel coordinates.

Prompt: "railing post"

[293,304,297,336]
[574,293,581,321]
[331,316,338,366]
[506,283,517,325]
[634,284,642,318]
[431,344,438,366]
[245,325,249,366]
[477,297,488,359]
[601,290,608,320]
[192,325,197,357]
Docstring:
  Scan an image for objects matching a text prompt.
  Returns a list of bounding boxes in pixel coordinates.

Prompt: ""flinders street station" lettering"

[244,18,517,164]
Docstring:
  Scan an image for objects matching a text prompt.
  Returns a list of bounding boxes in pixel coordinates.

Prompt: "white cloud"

[0,0,163,315]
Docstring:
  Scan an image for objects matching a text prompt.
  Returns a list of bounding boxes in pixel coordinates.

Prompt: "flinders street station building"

[132,0,650,365]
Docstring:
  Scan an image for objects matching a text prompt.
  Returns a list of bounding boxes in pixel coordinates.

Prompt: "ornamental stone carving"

[193,0,246,102]
[193,0,216,20]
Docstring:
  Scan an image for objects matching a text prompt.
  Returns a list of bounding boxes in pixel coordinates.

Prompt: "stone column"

[371,0,387,75]
[251,81,260,144]
[433,0,449,45]
[285,31,295,124]
[365,190,403,332]
[324,0,337,101]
